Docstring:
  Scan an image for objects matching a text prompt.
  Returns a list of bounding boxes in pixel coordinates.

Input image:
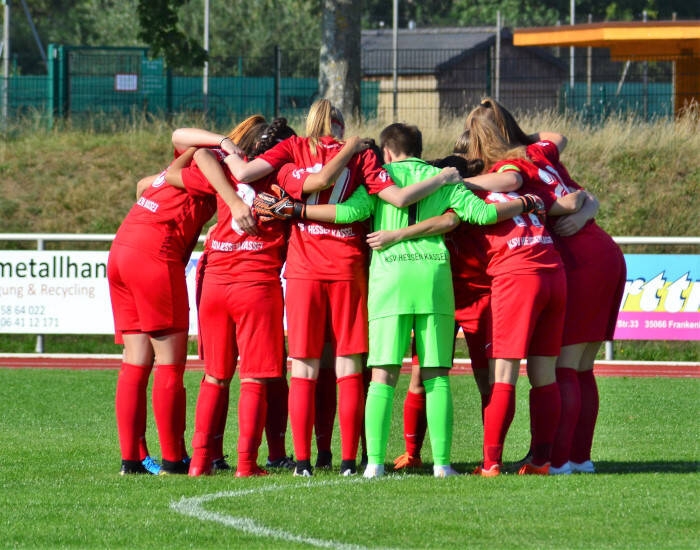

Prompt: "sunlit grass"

[0,368,697,549]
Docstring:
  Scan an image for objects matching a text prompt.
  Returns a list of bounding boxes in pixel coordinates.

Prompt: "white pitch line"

[170,477,403,550]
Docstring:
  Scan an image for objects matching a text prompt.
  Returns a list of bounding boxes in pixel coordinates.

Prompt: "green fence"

[0,44,378,128]
[562,82,674,121]
[0,44,677,129]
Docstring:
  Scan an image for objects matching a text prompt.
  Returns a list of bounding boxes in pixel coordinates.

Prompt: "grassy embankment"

[0,111,698,359]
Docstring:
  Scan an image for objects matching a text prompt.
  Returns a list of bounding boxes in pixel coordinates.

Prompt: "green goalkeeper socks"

[423,375,453,466]
[364,381,395,465]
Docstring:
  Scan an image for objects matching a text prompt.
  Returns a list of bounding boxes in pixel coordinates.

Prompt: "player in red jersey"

[455,118,578,476]
[167,117,366,477]
[191,223,294,474]
[225,99,464,476]
[108,149,217,475]
[167,115,287,477]
[171,116,293,473]
[465,98,626,474]
[363,154,556,472]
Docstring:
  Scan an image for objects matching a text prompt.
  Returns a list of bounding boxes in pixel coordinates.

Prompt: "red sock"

[482,382,515,469]
[402,390,427,458]
[337,373,364,462]
[211,385,230,461]
[152,363,186,462]
[115,362,152,461]
[289,377,317,462]
[265,376,289,461]
[191,378,227,471]
[529,383,561,466]
[237,382,267,473]
[551,368,581,467]
[571,370,599,463]
[315,367,337,455]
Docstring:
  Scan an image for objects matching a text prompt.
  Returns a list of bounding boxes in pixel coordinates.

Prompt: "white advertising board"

[1,247,697,341]
[0,250,201,335]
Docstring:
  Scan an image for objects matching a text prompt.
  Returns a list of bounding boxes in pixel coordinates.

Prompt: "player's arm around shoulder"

[551,190,599,237]
[463,170,521,192]
[171,128,226,155]
[367,211,460,251]
[548,189,586,216]
[135,174,161,199]
[164,147,197,189]
[302,135,371,194]
[377,165,461,208]
[531,131,567,153]
[285,182,376,225]
[448,183,499,226]
[332,184,376,224]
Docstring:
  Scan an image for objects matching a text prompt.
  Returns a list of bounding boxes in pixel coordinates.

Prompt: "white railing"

[0,233,207,245]
[3,233,697,246]
[2,233,698,357]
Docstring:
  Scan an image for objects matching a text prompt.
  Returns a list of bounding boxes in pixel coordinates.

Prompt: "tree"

[7,0,699,76]
[448,0,559,27]
[363,0,455,28]
[136,0,206,69]
[319,0,361,123]
[176,0,322,77]
[8,0,146,74]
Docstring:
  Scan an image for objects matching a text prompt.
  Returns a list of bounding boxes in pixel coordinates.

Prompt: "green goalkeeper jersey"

[364,158,497,320]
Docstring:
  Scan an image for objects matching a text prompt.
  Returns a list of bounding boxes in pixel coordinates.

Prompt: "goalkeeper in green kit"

[356,123,546,478]
[252,122,544,477]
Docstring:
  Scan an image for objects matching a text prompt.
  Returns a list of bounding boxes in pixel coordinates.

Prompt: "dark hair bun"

[429,155,483,178]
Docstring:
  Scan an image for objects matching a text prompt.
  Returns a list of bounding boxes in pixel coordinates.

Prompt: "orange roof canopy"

[513,21,700,115]
[513,21,700,61]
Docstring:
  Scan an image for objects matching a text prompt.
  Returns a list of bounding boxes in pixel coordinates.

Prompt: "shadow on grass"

[446,461,700,475]
[592,461,700,474]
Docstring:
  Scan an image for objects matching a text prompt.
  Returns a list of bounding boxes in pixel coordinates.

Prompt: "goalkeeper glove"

[253,184,306,222]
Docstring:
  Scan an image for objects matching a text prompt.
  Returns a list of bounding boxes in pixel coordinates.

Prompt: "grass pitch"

[0,368,697,549]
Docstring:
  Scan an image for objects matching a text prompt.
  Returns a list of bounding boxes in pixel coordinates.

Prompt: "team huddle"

[107,97,626,479]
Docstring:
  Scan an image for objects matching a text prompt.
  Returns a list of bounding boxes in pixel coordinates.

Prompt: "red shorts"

[455,287,490,371]
[198,278,285,380]
[285,277,368,358]
[107,243,189,344]
[455,285,490,335]
[561,246,626,345]
[194,251,208,359]
[488,268,566,358]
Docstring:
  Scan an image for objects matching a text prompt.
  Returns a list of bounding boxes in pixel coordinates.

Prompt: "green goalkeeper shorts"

[367,313,454,368]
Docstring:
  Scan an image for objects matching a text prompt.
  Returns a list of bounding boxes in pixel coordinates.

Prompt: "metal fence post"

[274,45,281,119]
[605,341,614,360]
[2,0,8,130]
[166,66,173,121]
[35,237,44,353]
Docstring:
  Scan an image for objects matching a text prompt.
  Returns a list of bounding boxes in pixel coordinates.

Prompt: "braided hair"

[250,117,297,159]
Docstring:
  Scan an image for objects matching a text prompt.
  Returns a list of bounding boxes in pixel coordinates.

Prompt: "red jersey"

[476,157,563,277]
[524,141,622,268]
[180,153,288,284]
[113,164,217,264]
[260,135,393,280]
[445,222,490,292]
